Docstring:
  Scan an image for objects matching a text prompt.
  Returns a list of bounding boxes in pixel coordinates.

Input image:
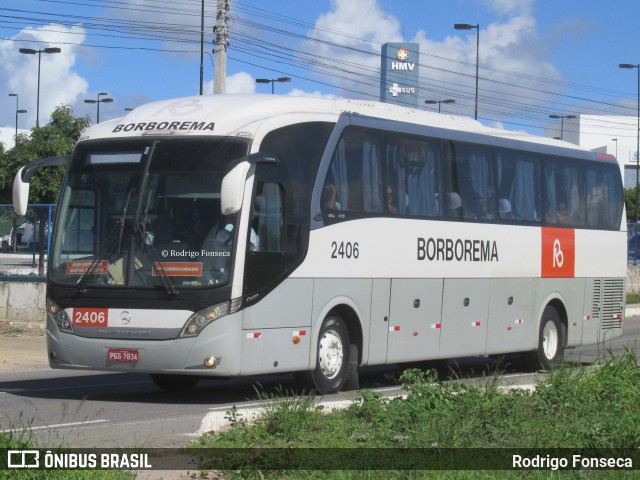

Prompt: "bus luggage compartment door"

[386,279,443,364]
[439,279,490,357]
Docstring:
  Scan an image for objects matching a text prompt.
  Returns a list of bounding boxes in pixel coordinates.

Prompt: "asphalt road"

[1,317,638,449]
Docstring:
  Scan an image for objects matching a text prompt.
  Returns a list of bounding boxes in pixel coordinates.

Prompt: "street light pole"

[84,92,114,123]
[454,23,479,120]
[425,99,455,113]
[255,77,291,94]
[19,47,61,127]
[548,114,577,141]
[8,93,27,140]
[620,63,640,222]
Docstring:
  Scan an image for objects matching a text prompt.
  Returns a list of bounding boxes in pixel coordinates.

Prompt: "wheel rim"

[318,328,344,379]
[542,320,559,360]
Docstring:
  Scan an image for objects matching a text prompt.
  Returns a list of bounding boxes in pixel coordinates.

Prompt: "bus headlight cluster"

[179,301,230,338]
[47,298,75,335]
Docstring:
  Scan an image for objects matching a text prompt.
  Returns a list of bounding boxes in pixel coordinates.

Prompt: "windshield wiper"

[134,221,178,296]
[135,191,177,296]
[117,187,134,256]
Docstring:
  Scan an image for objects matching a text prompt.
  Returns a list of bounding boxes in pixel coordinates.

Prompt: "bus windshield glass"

[50,137,249,290]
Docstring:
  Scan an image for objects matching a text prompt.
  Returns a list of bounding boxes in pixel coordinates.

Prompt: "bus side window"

[587,166,622,229]
[323,130,383,217]
[62,189,96,254]
[544,161,583,227]
[497,152,540,223]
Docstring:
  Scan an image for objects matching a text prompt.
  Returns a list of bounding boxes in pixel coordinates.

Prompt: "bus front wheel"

[309,316,350,394]
[150,373,199,391]
[522,305,566,371]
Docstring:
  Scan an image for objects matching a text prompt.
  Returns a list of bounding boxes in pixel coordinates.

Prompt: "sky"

[0,0,639,145]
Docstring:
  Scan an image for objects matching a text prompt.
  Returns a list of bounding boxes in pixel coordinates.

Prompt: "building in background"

[380,42,420,107]
[544,115,638,188]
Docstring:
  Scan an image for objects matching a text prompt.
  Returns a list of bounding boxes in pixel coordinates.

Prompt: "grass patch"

[196,350,640,478]
[0,428,133,479]
[626,292,640,304]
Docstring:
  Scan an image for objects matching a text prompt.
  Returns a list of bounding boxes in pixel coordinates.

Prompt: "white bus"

[13,95,626,392]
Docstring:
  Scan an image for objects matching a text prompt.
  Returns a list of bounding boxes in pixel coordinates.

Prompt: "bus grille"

[601,279,624,330]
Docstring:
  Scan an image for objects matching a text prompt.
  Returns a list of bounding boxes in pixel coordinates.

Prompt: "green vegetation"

[0,429,132,479]
[626,292,640,304]
[196,350,640,478]
[625,188,639,223]
[0,105,90,204]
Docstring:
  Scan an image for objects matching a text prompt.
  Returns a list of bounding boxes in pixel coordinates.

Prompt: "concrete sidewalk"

[0,332,47,371]
[626,304,640,317]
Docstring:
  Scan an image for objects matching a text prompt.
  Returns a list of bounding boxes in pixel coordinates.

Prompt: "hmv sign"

[380,42,419,107]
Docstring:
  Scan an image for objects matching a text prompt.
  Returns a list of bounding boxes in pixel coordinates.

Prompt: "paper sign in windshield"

[152,262,203,277]
[66,260,108,275]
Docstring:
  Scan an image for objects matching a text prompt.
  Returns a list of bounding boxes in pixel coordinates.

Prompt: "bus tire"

[522,305,565,371]
[150,373,199,391]
[309,316,350,394]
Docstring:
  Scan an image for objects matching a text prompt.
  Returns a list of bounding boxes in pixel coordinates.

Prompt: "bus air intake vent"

[601,279,624,330]
[591,279,602,324]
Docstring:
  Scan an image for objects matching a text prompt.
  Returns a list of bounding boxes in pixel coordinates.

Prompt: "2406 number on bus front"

[72,308,108,327]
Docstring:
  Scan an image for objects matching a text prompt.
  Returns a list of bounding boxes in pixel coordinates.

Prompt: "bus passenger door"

[386,279,443,364]
[440,279,490,357]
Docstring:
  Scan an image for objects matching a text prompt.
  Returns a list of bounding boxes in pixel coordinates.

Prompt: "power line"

[2,0,637,134]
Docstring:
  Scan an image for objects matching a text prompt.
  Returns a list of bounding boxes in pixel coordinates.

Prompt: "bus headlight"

[179,301,230,338]
[47,298,75,335]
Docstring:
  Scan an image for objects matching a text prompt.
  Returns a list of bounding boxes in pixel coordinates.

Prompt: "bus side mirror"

[220,152,278,215]
[12,155,70,216]
[221,161,252,215]
[13,167,29,216]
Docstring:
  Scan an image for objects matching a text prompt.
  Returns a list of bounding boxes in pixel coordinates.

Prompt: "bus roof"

[82,94,600,160]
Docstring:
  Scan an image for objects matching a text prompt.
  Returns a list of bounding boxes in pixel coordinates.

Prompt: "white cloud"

[226,72,257,94]
[202,72,257,95]
[303,0,402,101]
[482,0,533,16]
[302,0,563,124]
[288,88,339,100]
[0,24,89,128]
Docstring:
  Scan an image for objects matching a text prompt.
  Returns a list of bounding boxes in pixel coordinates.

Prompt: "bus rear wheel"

[309,316,350,394]
[150,373,199,391]
[522,305,566,371]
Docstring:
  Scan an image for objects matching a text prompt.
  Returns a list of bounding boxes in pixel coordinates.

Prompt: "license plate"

[107,348,139,363]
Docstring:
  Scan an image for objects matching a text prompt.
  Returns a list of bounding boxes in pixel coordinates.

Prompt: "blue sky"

[0,0,638,139]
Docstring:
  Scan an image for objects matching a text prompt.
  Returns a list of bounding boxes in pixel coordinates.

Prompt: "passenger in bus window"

[499,198,513,220]
[322,183,342,210]
[472,191,488,219]
[557,202,571,225]
[386,186,398,214]
[447,192,462,219]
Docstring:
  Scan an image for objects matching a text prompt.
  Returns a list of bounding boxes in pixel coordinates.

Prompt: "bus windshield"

[50,137,249,290]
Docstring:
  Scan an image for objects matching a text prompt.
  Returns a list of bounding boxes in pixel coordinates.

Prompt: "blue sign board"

[380,42,420,107]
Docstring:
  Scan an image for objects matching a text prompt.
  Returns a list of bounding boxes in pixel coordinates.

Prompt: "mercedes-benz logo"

[120,311,131,325]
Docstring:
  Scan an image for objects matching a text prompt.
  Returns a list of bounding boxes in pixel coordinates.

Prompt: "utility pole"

[199,0,204,95]
[213,0,229,94]
[213,0,230,94]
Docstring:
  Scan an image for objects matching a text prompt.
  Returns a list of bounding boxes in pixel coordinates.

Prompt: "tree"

[0,105,90,204]
[625,188,639,223]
